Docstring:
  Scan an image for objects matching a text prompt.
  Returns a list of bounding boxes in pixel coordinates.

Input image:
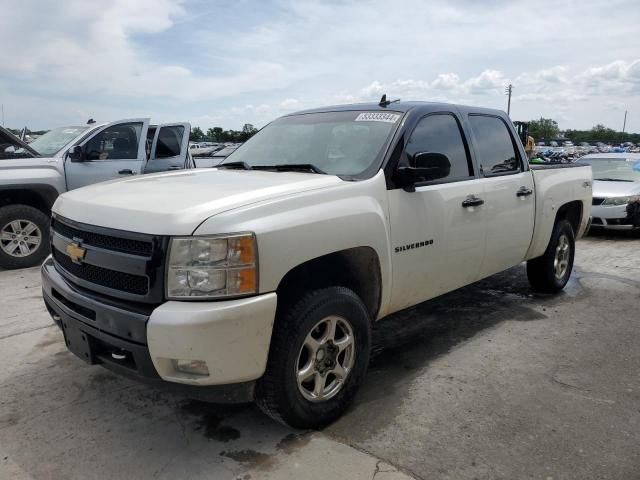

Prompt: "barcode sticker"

[355,112,401,123]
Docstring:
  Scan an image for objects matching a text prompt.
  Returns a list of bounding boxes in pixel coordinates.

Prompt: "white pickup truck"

[41,101,592,428]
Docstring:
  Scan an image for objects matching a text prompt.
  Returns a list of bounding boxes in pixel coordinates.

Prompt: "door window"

[468,115,521,175]
[154,125,185,159]
[84,122,142,160]
[405,113,473,183]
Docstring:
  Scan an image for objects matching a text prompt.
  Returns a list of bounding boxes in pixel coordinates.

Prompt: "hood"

[54,169,343,235]
[593,179,640,198]
[0,126,39,159]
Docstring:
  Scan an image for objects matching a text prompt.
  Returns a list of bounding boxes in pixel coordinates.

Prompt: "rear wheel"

[0,205,50,270]
[256,287,371,429]
[527,219,575,293]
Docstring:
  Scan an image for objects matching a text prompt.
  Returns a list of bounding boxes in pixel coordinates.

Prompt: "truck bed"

[526,164,592,260]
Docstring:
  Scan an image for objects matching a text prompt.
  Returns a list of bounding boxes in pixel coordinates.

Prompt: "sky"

[1,0,639,132]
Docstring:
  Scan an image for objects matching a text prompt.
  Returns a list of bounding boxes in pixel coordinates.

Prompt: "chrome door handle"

[516,186,533,197]
[462,195,484,208]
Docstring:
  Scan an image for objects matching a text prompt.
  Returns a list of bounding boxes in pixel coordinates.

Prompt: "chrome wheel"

[296,315,356,402]
[0,220,42,258]
[553,234,570,280]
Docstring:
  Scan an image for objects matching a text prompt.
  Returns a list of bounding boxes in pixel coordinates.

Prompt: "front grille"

[52,218,152,257]
[53,249,149,295]
[592,197,605,206]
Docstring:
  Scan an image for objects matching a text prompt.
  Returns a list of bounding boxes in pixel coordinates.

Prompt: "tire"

[255,287,372,429]
[527,219,575,294]
[0,205,50,270]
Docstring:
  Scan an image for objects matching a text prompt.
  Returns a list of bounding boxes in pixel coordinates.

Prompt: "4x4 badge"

[66,242,86,264]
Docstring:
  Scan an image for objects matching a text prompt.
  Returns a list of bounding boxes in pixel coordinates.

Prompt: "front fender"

[194,171,392,315]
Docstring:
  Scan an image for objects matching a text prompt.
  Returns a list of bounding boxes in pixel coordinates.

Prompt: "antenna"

[379,94,400,107]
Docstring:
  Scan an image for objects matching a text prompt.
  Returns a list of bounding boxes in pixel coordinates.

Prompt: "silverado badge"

[66,242,86,264]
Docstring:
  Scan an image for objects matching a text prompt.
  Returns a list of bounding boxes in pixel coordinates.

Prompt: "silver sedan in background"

[577,153,640,230]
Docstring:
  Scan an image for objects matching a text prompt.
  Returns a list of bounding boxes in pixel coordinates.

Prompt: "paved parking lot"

[1,232,639,480]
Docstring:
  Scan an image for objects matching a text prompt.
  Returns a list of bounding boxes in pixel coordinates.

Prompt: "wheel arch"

[275,246,382,321]
[0,184,60,213]
[555,200,583,235]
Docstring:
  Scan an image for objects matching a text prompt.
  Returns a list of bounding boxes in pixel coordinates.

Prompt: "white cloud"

[1,0,640,132]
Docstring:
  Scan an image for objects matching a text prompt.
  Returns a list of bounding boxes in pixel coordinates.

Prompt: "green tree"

[189,126,205,142]
[207,127,224,142]
[240,123,258,141]
[528,118,560,140]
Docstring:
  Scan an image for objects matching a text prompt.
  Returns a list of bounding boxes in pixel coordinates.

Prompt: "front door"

[466,114,535,278]
[143,123,191,173]
[65,118,150,190]
[387,112,487,312]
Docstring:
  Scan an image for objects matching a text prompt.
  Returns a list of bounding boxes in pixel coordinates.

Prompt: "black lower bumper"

[41,258,255,403]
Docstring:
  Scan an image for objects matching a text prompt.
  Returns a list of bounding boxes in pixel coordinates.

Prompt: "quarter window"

[468,115,520,175]
[84,122,142,161]
[405,113,473,183]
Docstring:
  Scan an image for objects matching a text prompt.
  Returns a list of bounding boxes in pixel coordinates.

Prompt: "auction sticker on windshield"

[355,112,401,123]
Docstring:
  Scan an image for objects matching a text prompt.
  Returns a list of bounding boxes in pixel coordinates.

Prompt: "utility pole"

[622,110,627,134]
[505,84,513,116]
[1,104,4,127]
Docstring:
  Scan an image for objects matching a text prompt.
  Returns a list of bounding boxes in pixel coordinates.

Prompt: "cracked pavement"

[1,232,639,479]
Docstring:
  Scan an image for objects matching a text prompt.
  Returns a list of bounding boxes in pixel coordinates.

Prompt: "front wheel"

[0,205,50,270]
[527,219,575,293]
[255,287,372,429]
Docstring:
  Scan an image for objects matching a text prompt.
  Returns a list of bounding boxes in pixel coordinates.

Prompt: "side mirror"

[68,145,84,162]
[396,152,451,191]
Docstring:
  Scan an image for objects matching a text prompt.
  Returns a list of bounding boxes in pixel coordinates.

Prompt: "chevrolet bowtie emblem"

[66,242,86,264]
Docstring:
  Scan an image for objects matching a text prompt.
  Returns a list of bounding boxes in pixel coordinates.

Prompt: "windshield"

[29,126,90,156]
[578,157,640,181]
[222,110,401,176]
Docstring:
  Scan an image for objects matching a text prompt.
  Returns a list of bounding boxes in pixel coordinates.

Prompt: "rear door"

[466,114,535,278]
[65,119,150,190]
[387,111,487,312]
[143,123,191,173]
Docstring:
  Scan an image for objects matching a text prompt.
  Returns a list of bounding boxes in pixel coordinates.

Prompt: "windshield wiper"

[217,161,252,170]
[594,177,633,182]
[252,164,327,174]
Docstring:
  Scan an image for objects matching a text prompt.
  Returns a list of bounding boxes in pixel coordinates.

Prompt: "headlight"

[167,233,257,299]
[602,196,631,206]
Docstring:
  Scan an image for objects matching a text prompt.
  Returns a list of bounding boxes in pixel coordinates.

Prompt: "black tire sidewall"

[258,287,371,429]
[0,205,50,269]
[531,219,575,292]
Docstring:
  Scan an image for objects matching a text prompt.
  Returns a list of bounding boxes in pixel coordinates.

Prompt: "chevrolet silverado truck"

[41,101,592,428]
[0,120,192,269]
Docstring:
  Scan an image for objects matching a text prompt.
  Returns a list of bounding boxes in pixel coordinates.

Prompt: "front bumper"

[590,204,638,230]
[41,257,277,400]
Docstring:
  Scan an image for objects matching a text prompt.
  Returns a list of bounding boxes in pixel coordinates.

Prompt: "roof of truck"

[288,100,507,117]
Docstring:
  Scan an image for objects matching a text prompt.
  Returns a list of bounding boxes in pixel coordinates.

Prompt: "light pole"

[505,84,513,116]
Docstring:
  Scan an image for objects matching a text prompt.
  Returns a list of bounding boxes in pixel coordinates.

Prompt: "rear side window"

[405,113,473,183]
[468,115,520,175]
[154,125,185,159]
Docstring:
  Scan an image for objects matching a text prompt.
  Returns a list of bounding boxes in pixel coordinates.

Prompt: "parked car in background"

[189,142,223,156]
[0,119,192,269]
[576,153,640,230]
[193,144,242,168]
[41,100,591,428]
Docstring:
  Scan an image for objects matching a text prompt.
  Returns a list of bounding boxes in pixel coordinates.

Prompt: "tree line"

[527,117,639,143]
[189,123,258,143]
